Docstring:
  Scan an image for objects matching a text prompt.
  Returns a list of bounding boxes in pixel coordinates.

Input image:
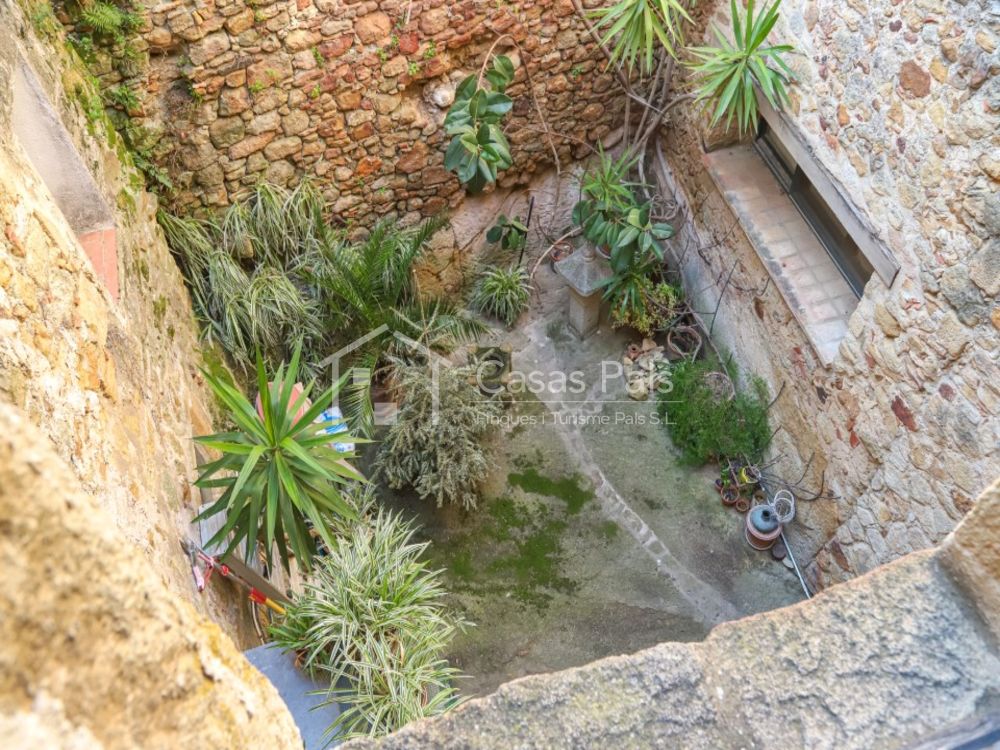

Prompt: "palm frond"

[687,0,795,135]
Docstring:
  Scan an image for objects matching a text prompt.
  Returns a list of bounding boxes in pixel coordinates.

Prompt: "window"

[754,121,874,297]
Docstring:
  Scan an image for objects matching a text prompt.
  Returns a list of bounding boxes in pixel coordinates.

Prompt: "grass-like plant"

[591,0,693,72]
[194,342,362,573]
[160,183,484,431]
[269,500,469,740]
[656,357,771,464]
[471,265,531,327]
[687,0,794,135]
[376,361,503,510]
[159,182,329,378]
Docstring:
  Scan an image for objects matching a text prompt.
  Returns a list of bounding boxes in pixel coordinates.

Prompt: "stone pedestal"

[554,243,612,338]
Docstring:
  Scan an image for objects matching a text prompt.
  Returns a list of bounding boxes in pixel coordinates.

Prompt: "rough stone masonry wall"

[0,402,300,750]
[657,0,999,588]
[0,0,261,645]
[96,0,622,222]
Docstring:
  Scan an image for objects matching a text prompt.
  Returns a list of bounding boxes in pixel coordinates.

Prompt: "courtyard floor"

[372,261,805,697]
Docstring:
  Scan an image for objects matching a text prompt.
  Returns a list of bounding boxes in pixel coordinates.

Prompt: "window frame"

[753,121,873,298]
[754,93,900,291]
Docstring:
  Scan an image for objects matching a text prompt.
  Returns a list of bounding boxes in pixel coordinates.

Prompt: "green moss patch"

[507,467,595,514]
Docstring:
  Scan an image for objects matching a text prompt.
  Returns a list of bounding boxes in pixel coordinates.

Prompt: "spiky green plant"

[590,0,693,72]
[316,216,486,436]
[193,342,363,573]
[471,265,531,327]
[376,361,503,510]
[159,182,329,378]
[161,184,484,435]
[269,504,469,740]
[687,0,795,135]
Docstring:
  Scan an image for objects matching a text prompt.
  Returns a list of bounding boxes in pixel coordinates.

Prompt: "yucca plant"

[269,505,469,740]
[471,265,531,327]
[687,0,795,135]
[590,0,693,72]
[193,342,363,573]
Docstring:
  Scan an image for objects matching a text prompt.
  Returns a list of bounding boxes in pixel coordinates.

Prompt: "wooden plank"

[193,446,290,605]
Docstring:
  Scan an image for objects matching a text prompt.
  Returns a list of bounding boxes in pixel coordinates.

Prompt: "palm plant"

[590,0,692,72]
[687,0,795,135]
[317,216,486,437]
[471,265,531,327]
[193,343,362,573]
[269,504,469,740]
[161,183,484,433]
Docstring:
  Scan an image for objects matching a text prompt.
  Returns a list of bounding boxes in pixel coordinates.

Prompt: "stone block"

[940,478,1000,640]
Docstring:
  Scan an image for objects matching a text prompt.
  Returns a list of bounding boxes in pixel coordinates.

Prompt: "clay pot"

[746,505,783,550]
[714,478,726,494]
[626,343,642,360]
[734,496,751,513]
[721,488,739,506]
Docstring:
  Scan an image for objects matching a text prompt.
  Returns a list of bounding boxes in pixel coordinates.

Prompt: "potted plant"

[571,149,675,334]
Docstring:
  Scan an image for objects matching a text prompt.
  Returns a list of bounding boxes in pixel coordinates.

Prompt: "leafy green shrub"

[571,149,674,327]
[443,55,516,192]
[471,265,531,326]
[193,343,360,573]
[656,358,771,464]
[688,0,794,134]
[610,279,681,335]
[486,214,528,253]
[376,362,503,510]
[269,502,469,740]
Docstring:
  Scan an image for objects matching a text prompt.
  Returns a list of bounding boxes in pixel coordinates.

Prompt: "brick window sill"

[703,144,858,365]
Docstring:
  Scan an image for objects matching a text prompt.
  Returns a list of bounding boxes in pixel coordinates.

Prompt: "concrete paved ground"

[375,263,804,697]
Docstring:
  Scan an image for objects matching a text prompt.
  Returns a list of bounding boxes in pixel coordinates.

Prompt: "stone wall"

[656,0,999,587]
[93,0,621,223]
[1,0,260,644]
[0,401,300,750]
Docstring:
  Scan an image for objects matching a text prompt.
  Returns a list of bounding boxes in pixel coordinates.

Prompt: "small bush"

[376,361,503,509]
[270,500,469,740]
[471,265,530,327]
[656,357,770,464]
[609,279,682,335]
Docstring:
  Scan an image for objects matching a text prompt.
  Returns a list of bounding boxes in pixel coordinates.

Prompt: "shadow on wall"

[12,59,118,298]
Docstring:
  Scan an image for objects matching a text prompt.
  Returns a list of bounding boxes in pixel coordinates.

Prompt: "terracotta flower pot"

[734,496,751,513]
[722,487,739,506]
